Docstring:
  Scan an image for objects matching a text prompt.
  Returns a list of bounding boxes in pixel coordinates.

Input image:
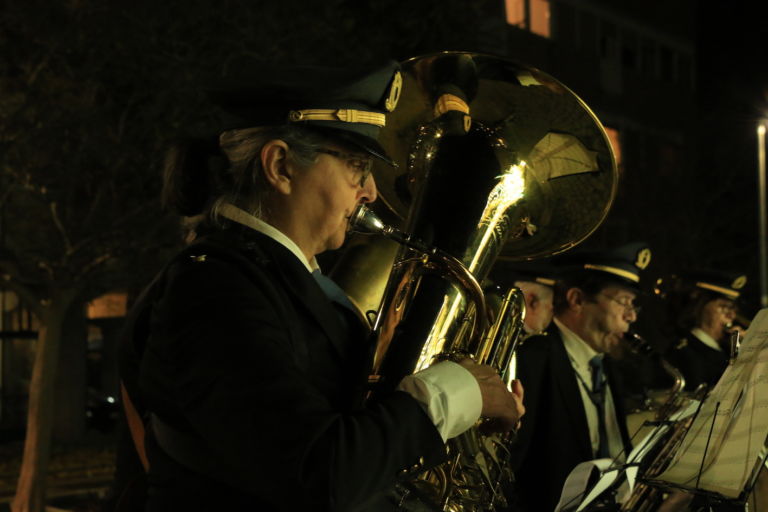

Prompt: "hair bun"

[162,136,221,216]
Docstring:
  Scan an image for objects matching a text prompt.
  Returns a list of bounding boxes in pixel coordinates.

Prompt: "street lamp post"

[758,121,768,308]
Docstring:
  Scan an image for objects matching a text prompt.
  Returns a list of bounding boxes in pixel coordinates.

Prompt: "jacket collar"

[216,202,318,272]
[549,324,594,457]
[549,324,631,454]
[203,226,351,359]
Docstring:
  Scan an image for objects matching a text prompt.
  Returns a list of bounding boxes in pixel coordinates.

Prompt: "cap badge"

[384,71,403,112]
[732,275,747,290]
[635,248,652,270]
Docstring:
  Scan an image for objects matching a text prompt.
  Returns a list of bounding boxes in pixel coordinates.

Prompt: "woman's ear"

[261,139,293,195]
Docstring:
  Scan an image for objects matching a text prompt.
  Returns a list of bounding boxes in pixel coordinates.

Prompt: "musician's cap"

[492,261,558,288]
[207,61,402,166]
[683,270,747,300]
[556,242,651,291]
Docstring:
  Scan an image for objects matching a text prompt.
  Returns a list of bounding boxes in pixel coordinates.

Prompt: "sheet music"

[555,458,616,512]
[657,308,768,498]
[621,400,701,498]
[556,400,702,511]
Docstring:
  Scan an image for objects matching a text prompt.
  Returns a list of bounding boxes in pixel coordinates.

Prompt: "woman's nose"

[360,173,378,203]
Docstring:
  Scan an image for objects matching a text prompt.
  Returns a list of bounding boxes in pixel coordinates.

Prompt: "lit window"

[530,0,550,37]
[87,292,128,319]
[604,126,622,168]
[505,0,550,38]
[505,0,525,27]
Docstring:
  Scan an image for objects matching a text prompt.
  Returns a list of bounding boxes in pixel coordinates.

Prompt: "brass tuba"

[331,52,619,511]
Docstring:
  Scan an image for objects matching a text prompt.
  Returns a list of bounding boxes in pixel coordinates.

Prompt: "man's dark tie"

[589,355,610,458]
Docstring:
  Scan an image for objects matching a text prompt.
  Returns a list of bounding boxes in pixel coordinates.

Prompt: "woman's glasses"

[316,148,373,187]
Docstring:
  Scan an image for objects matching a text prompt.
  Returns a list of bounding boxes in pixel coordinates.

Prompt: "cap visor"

[315,127,397,167]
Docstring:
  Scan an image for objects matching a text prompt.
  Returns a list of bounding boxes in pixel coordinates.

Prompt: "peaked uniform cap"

[555,242,651,290]
[207,60,402,166]
[492,261,559,288]
[681,269,747,300]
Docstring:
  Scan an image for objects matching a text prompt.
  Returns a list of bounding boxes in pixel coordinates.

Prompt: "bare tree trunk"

[11,291,75,512]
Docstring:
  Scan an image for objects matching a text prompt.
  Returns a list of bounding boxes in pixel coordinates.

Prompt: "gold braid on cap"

[289,109,385,127]
[583,264,640,283]
[696,282,740,299]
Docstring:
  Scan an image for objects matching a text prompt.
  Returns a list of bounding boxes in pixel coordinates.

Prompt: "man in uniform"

[496,262,558,336]
[509,243,650,512]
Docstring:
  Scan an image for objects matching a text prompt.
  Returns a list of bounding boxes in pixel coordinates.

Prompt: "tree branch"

[79,252,113,277]
[26,54,51,86]
[49,201,72,254]
[66,199,160,258]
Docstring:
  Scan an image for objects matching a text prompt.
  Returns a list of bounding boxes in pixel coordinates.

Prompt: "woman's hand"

[458,358,525,433]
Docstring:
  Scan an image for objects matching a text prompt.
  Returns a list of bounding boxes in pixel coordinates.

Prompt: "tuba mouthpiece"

[624,330,655,356]
[348,204,434,254]
[348,204,387,236]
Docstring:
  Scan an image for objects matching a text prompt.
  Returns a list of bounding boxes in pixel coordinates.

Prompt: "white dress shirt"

[555,318,626,460]
[691,327,723,352]
[218,202,482,442]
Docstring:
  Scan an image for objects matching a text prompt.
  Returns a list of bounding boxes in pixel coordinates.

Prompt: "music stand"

[649,309,768,509]
[555,400,702,512]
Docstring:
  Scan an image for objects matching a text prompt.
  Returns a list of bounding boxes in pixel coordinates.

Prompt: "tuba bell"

[330,52,619,511]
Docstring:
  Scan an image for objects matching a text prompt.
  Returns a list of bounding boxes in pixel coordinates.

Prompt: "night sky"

[695,3,768,311]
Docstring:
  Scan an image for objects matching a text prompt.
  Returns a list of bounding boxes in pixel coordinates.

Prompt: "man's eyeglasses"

[316,148,373,187]
[715,301,737,313]
[598,293,642,315]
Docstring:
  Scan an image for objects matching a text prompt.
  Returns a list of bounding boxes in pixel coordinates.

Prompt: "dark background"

[2,0,765,308]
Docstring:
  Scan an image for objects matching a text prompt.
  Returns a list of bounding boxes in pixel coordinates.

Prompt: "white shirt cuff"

[396,360,482,442]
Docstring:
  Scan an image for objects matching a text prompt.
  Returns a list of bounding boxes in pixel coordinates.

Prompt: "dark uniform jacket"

[135,225,446,511]
[509,325,631,512]
[665,332,729,391]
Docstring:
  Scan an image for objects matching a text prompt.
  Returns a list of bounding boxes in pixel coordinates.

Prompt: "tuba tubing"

[349,204,523,510]
[333,52,620,511]
[621,332,706,512]
[349,204,492,369]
